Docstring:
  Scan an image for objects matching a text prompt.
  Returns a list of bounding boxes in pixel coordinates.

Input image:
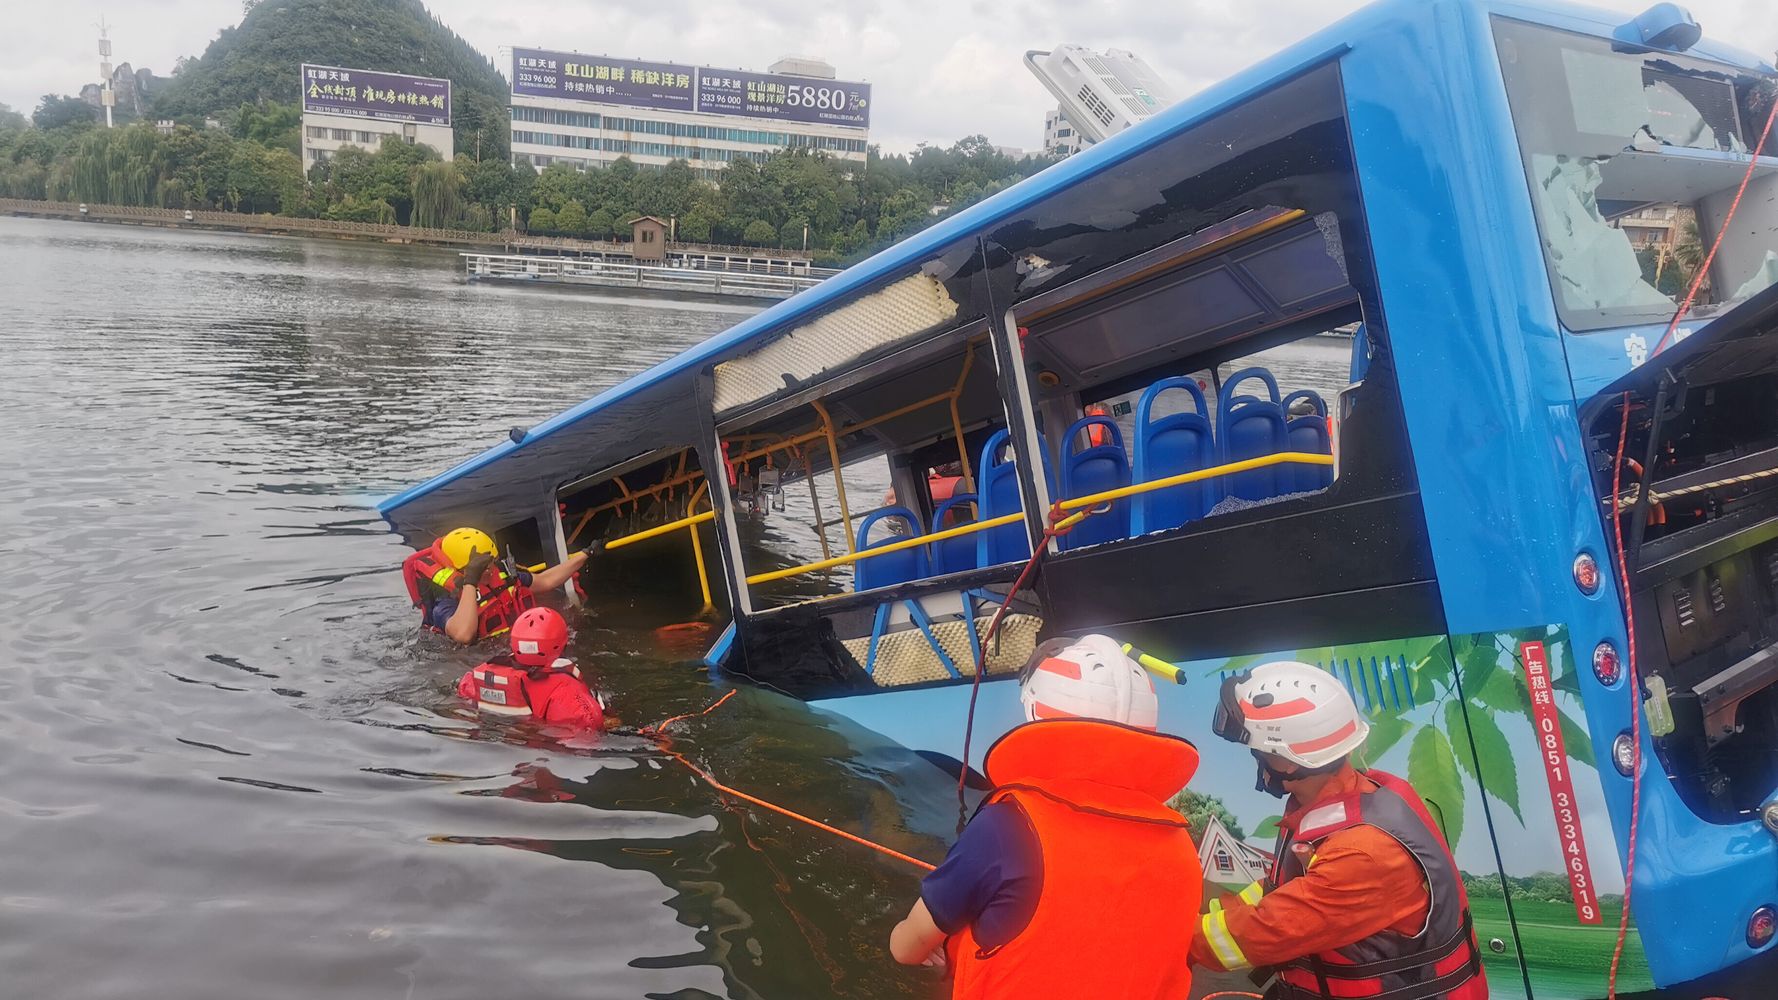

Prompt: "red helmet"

[510,607,568,667]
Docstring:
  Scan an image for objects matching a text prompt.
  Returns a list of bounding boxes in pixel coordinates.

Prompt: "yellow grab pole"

[810,399,855,553]
[1056,452,1333,514]
[743,452,1334,586]
[605,509,716,551]
[950,347,977,495]
[746,510,1026,585]
[688,509,715,614]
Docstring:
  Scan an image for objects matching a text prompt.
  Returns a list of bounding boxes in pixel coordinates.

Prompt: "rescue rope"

[1608,463,1778,510]
[957,504,1095,811]
[1198,993,1264,999]
[644,691,938,872]
[1608,86,1776,1000]
[1650,91,1778,358]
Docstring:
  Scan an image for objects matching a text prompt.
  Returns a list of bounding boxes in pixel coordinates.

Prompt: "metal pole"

[977,237,1055,553]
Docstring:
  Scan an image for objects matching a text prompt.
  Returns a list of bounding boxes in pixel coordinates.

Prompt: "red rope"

[644,690,938,872]
[1650,93,1778,358]
[1608,87,1776,1000]
[957,504,1094,806]
[1607,393,1642,1000]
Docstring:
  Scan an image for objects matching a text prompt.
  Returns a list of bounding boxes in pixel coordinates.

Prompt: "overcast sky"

[3,0,1772,153]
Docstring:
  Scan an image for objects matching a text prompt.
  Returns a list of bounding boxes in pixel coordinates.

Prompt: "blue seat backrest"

[1217,367,1288,501]
[976,429,1056,566]
[930,493,979,575]
[1132,377,1216,534]
[1060,415,1130,549]
[854,506,926,591]
[1282,390,1333,493]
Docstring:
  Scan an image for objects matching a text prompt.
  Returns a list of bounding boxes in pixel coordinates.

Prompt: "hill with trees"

[152,0,511,162]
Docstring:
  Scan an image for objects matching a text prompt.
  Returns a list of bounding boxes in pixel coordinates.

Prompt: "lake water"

[0,217,951,1000]
[0,215,1350,1000]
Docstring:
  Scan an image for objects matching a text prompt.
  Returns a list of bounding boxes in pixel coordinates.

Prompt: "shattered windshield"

[1495,18,1778,332]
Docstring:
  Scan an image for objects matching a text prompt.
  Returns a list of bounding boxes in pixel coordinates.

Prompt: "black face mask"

[1254,752,1293,798]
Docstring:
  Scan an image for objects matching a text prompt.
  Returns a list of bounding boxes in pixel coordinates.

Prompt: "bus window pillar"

[543,493,581,606]
[980,238,1057,554]
[694,370,754,617]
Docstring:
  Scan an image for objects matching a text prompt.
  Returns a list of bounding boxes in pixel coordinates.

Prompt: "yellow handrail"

[742,451,1334,586]
[1057,451,1332,513]
[605,509,716,550]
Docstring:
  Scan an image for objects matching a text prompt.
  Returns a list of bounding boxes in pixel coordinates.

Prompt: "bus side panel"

[1140,635,1532,1000]
[1447,626,1652,999]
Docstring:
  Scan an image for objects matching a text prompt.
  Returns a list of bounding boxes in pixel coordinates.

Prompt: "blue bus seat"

[976,429,1056,566]
[1217,367,1288,501]
[1282,389,1334,493]
[1060,415,1131,549]
[854,506,927,591]
[1131,377,1216,534]
[930,492,980,575]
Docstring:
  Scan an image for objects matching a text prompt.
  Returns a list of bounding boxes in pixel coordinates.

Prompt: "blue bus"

[382,0,1778,994]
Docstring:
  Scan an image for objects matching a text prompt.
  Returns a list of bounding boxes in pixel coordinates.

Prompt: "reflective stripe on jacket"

[1197,769,1487,1000]
[946,719,1203,1000]
[402,540,536,639]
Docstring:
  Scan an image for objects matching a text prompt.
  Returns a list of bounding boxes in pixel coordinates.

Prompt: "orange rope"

[1199,993,1264,999]
[643,690,938,872]
[641,688,736,734]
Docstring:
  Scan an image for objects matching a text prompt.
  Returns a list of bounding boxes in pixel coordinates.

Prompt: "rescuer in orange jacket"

[456,607,606,731]
[402,527,599,644]
[888,635,1203,998]
[1191,661,1487,1000]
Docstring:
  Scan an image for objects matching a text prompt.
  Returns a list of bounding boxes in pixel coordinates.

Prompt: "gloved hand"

[460,549,495,588]
[581,539,606,558]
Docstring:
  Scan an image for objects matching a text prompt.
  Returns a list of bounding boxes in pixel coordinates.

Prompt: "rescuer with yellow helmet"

[400,526,602,644]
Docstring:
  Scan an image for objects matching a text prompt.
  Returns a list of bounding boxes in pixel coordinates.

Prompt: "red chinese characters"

[1521,641,1602,925]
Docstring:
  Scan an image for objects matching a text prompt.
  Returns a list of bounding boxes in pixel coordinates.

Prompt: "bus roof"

[377,0,1774,539]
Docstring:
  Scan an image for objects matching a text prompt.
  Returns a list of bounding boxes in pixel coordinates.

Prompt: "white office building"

[1043,108,1085,158]
[509,51,871,181]
[299,64,452,165]
[1026,46,1175,152]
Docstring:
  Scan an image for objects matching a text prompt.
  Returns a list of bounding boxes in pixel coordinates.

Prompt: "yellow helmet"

[439,527,497,569]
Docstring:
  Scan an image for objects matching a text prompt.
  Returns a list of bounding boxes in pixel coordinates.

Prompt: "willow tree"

[410,160,461,229]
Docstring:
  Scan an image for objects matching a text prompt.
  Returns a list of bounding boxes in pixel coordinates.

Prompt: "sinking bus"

[380,0,1778,994]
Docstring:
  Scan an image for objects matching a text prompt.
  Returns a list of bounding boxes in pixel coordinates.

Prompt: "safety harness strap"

[1284,911,1476,981]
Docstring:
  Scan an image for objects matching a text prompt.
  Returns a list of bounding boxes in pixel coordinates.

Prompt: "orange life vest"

[401,539,535,639]
[946,719,1203,1000]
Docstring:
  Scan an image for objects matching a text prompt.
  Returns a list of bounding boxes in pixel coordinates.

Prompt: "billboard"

[300,64,452,126]
[512,48,870,129]
[694,68,869,128]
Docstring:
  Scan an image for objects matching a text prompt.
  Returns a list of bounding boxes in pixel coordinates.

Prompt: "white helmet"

[1020,634,1159,730]
[1219,660,1368,768]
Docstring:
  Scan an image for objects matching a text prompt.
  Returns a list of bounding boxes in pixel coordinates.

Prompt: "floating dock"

[461,252,834,303]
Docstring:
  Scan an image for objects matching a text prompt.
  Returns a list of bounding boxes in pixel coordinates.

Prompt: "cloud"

[2,0,1770,151]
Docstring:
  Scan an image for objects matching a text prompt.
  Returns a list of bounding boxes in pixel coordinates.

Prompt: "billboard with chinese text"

[511,48,869,129]
[301,64,451,126]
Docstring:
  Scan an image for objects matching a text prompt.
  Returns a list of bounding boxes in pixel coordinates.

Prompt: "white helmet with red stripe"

[1020,634,1159,730]
[1232,660,1369,767]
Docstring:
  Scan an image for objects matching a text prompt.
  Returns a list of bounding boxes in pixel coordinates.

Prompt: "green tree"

[410,160,462,229]
[555,198,588,235]
[585,206,615,240]
[33,94,96,130]
[0,103,27,130]
[1167,789,1247,843]
[527,205,555,233]
[741,219,777,246]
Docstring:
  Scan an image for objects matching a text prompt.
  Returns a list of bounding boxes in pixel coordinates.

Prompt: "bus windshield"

[1494,18,1778,332]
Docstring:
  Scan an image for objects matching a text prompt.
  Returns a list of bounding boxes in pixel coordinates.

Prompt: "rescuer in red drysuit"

[456,607,605,730]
